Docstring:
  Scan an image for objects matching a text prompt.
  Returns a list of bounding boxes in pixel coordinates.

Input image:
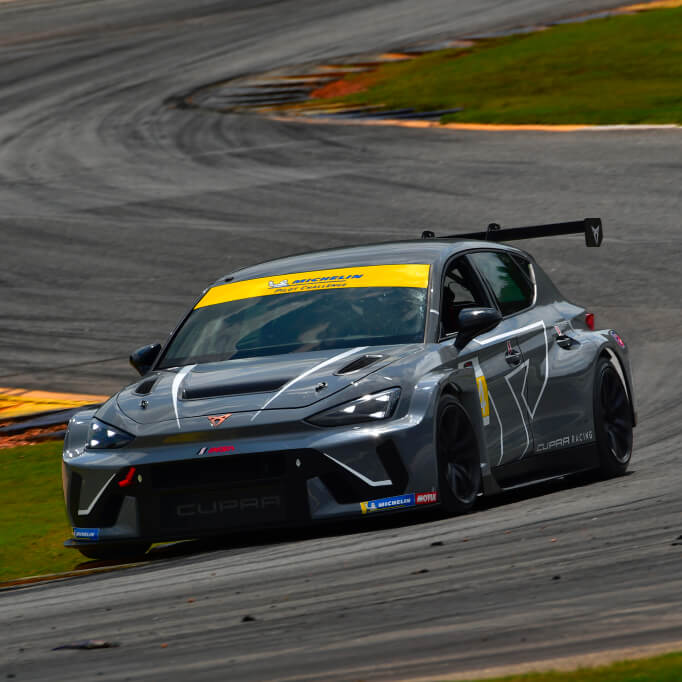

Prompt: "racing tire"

[436,395,481,515]
[593,357,633,478]
[77,543,151,561]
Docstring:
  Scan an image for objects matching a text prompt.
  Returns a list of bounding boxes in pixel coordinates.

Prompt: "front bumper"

[63,415,439,547]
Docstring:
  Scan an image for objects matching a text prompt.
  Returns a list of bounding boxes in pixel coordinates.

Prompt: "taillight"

[585,312,595,330]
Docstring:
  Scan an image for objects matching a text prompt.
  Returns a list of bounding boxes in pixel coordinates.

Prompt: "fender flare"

[415,365,502,496]
[595,334,636,427]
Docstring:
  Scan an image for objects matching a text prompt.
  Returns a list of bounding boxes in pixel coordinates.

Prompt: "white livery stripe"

[251,346,367,421]
[504,359,531,458]
[78,474,116,516]
[172,364,196,430]
[323,452,392,487]
[473,320,545,346]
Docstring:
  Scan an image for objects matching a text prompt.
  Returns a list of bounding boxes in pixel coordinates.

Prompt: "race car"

[62,218,635,559]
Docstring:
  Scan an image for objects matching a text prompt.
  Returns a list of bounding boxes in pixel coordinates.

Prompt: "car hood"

[116,344,421,424]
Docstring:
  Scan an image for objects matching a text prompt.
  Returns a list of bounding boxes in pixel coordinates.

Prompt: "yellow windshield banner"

[195,264,431,308]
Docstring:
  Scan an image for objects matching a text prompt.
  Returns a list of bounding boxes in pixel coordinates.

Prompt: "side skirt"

[491,444,599,490]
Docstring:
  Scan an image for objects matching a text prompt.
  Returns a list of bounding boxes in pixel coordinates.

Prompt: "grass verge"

[310,7,682,124]
[457,651,682,681]
[0,441,79,582]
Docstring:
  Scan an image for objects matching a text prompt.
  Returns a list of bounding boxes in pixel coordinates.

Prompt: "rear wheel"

[436,395,481,515]
[594,357,633,478]
[77,543,151,561]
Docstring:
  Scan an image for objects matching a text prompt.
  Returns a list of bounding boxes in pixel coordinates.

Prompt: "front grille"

[150,453,287,490]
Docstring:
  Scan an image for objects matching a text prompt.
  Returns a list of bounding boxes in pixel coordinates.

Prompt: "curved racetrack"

[1,1,681,679]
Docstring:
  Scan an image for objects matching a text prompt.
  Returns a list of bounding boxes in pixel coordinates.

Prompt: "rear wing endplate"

[422,218,603,247]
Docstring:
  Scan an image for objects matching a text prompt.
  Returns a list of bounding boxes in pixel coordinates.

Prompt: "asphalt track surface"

[1,1,681,680]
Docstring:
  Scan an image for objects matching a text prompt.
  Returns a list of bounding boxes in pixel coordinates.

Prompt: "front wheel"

[436,395,481,515]
[593,357,633,478]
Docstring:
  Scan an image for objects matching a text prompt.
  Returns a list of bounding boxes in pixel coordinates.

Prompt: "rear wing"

[421,218,603,247]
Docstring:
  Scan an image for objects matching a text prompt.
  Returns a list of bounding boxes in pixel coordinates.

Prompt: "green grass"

[456,651,682,681]
[313,7,682,124]
[0,442,80,582]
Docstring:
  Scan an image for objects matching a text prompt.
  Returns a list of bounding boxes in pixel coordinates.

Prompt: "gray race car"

[62,219,635,559]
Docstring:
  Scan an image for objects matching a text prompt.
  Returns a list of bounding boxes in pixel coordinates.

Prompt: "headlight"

[86,418,134,449]
[308,388,400,427]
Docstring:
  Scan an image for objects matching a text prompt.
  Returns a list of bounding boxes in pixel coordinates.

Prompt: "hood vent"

[336,354,383,375]
[182,377,290,400]
[134,376,158,395]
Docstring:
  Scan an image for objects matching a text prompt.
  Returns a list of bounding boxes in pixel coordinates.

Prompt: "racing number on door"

[472,357,490,426]
[460,357,490,426]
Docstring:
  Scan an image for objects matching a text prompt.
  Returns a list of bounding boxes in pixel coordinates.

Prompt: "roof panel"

[219,238,518,283]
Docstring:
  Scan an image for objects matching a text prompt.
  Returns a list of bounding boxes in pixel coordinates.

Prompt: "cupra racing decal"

[194,264,431,308]
[536,430,593,453]
[360,491,438,514]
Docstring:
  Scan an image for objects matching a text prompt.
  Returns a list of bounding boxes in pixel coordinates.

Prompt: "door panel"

[519,313,596,453]
[457,331,531,468]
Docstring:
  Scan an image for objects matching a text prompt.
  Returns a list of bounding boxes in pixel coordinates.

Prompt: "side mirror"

[454,307,502,349]
[129,343,162,375]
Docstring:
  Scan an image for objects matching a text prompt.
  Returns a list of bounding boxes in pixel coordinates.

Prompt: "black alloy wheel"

[594,357,633,477]
[436,395,481,514]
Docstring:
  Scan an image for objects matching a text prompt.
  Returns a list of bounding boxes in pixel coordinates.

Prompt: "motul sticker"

[415,491,438,505]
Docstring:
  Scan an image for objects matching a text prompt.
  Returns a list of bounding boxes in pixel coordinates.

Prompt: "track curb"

[269,115,680,133]
[0,387,108,420]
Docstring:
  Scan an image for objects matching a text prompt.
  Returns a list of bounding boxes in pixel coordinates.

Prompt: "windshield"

[158,264,430,367]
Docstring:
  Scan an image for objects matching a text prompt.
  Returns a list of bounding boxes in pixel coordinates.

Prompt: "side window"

[511,254,535,288]
[469,251,534,316]
[441,258,487,336]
